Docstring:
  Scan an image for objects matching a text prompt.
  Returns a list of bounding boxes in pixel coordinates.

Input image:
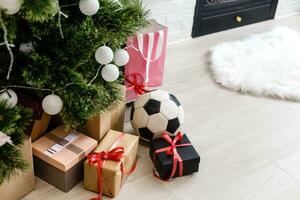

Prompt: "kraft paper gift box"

[0,136,35,200]
[32,125,97,192]
[18,92,51,142]
[30,112,51,142]
[85,99,125,142]
[150,132,200,180]
[84,130,139,198]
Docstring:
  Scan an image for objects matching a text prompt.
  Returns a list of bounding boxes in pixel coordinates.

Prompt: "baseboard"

[168,37,192,45]
[275,12,300,19]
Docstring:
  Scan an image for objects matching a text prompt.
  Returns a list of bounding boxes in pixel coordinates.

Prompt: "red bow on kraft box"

[87,133,137,200]
[87,147,124,200]
[152,132,192,180]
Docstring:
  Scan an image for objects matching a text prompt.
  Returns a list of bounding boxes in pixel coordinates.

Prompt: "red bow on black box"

[150,132,200,181]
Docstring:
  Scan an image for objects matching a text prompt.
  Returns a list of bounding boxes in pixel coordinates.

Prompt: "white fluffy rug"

[210,26,300,101]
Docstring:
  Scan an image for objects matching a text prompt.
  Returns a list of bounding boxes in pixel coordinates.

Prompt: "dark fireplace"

[192,0,278,37]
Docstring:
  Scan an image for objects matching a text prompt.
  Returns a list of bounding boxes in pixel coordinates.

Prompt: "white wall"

[276,0,300,16]
[142,0,300,43]
[142,0,196,42]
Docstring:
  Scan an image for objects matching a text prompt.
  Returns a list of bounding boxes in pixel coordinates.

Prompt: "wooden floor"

[23,14,300,200]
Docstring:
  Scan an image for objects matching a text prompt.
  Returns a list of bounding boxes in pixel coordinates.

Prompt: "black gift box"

[150,134,200,180]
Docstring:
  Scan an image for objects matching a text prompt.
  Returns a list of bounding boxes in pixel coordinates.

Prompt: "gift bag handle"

[139,30,164,83]
[137,30,164,63]
[126,30,165,83]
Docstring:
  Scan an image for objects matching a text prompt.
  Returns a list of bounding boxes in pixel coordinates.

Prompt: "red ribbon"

[125,73,152,95]
[153,132,192,180]
[87,133,127,200]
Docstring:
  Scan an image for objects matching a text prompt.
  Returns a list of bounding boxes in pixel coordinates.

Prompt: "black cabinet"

[192,0,278,37]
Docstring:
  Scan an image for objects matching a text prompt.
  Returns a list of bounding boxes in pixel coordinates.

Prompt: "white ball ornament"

[19,42,35,54]
[79,0,100,16]
[0,0,22,15]
[101,64,120,82]
[0,89,18,108]
[95,46,114,65]
[42,94,63,115]
[113,49,129,66]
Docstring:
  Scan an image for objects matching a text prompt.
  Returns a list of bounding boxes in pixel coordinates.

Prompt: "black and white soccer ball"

[130,90,184,141]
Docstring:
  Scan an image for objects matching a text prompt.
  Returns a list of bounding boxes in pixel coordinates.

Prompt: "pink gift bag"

[125,19,168,102]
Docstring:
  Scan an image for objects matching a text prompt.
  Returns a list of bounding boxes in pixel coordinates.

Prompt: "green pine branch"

[0,0,149,128]
[0,101,32,184]
[22,0,58,22]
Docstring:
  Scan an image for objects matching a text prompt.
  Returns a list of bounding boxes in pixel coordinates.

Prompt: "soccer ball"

[130,90,184,141]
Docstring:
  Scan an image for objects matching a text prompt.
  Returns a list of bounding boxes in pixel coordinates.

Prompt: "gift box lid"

[32,125,97,172]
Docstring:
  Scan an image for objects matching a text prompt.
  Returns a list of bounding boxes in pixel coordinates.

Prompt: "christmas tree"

[0,0,148,183]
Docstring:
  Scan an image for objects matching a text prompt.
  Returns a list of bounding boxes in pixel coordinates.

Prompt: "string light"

[0,80,99,95]
[0,85,53,93]
[56,1,69,39]
[60,3,79,8]
[89,65,103,85]
[0,11,15,80]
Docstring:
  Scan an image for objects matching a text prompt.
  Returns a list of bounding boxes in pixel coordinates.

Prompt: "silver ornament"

[113,49,129,66]
[42,94,63,115]
[0,89,18,108]
[19,42,35,54]
[79,0,100,16]
[95,46,114,65]
[0,0,22,15]
[101,64,120,82]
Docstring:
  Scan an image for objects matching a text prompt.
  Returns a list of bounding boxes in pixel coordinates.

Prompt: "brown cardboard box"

[84,130,139,198]
[30,112,51,142]
[32,125,97,192]
[17,93,51,141]
[85,101,125,142]
[0,137,35,200]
